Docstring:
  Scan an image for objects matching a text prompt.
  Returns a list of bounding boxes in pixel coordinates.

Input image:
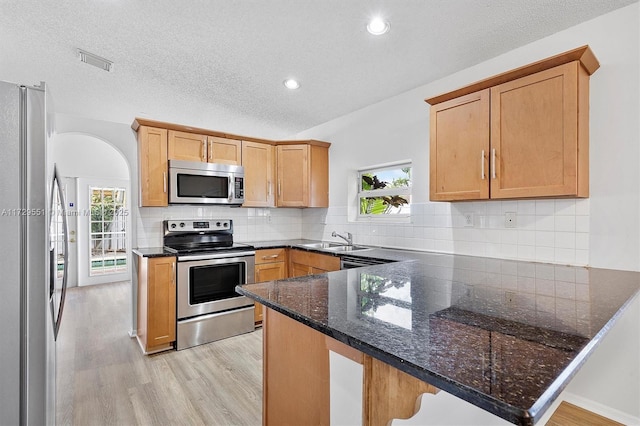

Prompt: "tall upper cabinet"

[426,46,599,202]
[242,141,275,207]
[138,126,168,206]
[276,142,330,208]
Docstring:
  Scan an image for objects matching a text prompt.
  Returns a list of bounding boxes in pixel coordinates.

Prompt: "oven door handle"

[178,251,256,262]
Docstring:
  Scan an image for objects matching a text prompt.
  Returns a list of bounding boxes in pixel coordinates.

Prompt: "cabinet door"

[254,262,287,323]
[308,145,329,207]
[490,62,580,198]
[208,136,242,165]
[138,126,168,206]
[168,130,207,162]
[147,257,176,348]
[242,141,275,207]
[307,252,341,273]
[277,144,309,207]
[290,262,311,278]
[255,261,287,282]
[429,90,490,201]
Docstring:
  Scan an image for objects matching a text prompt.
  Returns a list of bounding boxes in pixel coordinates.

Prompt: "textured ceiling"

[0,0,636,138]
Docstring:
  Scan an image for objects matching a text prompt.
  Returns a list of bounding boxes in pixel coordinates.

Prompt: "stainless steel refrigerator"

[0,81,69,425]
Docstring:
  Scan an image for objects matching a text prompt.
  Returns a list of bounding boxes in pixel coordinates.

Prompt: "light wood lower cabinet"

[263,308,330,425]
[254,248,287,324]
[288,248,340,277]
[263,308,437,426]
[136,255,176,354]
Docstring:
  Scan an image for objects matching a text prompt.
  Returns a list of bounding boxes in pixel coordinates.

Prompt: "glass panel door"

[89,186,127,276]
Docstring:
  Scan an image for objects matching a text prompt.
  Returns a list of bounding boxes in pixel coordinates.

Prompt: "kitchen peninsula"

[237,250,640,425]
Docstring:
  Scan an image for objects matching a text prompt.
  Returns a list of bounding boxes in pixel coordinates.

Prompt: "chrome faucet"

[331,231,353,246]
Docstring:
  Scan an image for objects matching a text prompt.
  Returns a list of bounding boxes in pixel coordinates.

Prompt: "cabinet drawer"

[256,248,287,264]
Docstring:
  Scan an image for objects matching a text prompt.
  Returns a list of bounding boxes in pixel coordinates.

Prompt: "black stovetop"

[163,242,254,255]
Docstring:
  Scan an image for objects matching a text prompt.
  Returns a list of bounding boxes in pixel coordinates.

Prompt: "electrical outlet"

[505,291,516,305]
[463,213,474,227]
[505,212,517,228]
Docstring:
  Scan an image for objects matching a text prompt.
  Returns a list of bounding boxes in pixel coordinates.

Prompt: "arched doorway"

[50,133,132,286]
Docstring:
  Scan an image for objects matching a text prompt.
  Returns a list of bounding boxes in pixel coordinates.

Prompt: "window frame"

[357,160,412,221]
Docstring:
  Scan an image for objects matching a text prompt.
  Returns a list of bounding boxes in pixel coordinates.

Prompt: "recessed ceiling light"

[283,79,300,90]
[366,17,389,35]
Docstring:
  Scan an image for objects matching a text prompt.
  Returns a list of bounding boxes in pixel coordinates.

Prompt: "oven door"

[176,252,255,319]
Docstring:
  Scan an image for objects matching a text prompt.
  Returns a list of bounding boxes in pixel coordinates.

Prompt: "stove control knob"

[179,222,185,228]
[216,222,221,227]
[170,223,176,229]
[223,222,228,228]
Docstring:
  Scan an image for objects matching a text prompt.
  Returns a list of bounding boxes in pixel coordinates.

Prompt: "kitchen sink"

[324,245,370,252]
[296,242,371,252]
[298,242,345,249]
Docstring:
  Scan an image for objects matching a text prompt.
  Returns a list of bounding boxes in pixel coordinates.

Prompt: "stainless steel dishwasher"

[340,255,395,269]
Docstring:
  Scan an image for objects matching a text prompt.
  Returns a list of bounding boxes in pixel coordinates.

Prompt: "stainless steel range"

[163,219,255,350]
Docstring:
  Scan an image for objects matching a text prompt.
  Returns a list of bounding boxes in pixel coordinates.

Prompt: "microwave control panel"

[234,177,244,199]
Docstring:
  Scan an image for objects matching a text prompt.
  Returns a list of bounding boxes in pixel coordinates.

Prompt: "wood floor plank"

[57,281,262,426]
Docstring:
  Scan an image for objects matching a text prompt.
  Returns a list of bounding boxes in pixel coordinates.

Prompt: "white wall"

[296,4,640,273]
[50,133,129,179]
[50,132,133,291]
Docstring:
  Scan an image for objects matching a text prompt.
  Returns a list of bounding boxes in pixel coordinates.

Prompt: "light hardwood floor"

[56,281,263,425]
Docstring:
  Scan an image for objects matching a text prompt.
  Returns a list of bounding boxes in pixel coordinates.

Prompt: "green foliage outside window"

[359,167,411,215]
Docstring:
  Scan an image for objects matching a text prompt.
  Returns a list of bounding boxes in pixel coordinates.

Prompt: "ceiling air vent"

[77,49,113,72]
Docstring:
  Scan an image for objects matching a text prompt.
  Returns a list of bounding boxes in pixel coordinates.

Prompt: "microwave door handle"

[228,176,233,200]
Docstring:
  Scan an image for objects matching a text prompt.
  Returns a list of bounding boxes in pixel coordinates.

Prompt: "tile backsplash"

[136,206,303,248]
[301,199,590,266]
[136,198,589,266]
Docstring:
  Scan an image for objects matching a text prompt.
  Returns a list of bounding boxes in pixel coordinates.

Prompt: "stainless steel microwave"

[169,160,245,205]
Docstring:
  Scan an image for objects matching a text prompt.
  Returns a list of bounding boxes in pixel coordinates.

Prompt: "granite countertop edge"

[236,282,536,425]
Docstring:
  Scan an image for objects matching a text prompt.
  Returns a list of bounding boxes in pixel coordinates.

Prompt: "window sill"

[353,215,412,224]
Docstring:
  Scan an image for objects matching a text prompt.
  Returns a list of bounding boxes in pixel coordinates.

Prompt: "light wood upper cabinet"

[137,126,168,207]
[242,141,275,207]
[168,130,207,162]
[132,118,330,208]
[426,46,598,202]
[208,136,241,165]
[276,143,329,208]
[430,90,490,201]
[167,131,241,165]
[136,255,176,354]
[490,62,585,198]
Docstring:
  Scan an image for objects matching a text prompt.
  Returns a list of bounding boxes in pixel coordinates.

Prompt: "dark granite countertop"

[132,247,175,258]
[236,252,640,425]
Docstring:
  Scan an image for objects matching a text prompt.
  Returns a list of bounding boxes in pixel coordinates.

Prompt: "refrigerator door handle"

[49,248,55,298]
[50,167,70,340]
